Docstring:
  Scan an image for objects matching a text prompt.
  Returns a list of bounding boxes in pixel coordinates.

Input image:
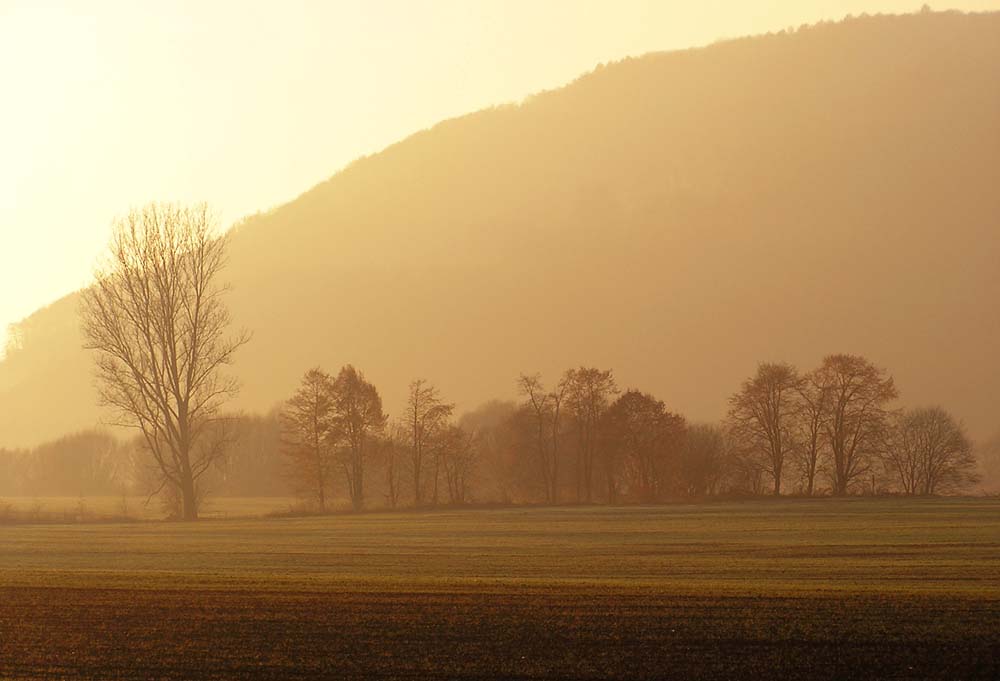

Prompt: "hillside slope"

[2,10,999,448]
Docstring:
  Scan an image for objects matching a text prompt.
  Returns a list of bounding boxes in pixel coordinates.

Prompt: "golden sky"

[2,0,999,352]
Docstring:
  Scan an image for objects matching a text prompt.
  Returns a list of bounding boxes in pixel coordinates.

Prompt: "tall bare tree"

[886,407,979,495]
[381,422,408,509]
[329,365,386,511]
[281,368,336,511]
[439,424,477,504]
[517,373,566,504]
[726,363,801,496]
[813,354,897,496]
[404,379,453,506]
[563,367,618,503]
[80,203,249,520]
[793,371,830,496]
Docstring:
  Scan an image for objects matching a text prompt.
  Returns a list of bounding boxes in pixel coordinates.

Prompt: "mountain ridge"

[2,9,998,448]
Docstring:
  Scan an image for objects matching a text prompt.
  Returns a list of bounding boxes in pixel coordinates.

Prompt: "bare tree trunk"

[413,457,422,506]
[575,448,584,503]
[180,465,198,521]
[386,442,399,509]
[834,474,848,497]
[316,429,326,512]
[317,460,326,512]
[354,455,364,511]
[432,450,441,506]
[550,433,560,504]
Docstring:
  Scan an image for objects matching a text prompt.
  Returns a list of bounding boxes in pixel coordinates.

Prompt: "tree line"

[42,201,979,519]
[0,357,984,515]
[272,356,981,512]
[725,358,978,496]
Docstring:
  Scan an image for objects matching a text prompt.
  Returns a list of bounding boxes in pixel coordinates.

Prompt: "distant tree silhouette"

[458,400,519,504]
[404,379,453,506]
[8,430,126,498]
[439,424,477,504]
[281,368,336,511]
[517,373,567,504]
[80,203,249,520]
[330,365,386,511]
[380,422,408,509]
[602,390,685,502]
[813,355,897,496]
[727,363,802,496]
[792,371,830,496]
[0,449,15,497]
[563,368,618,503]
[680,424,729,497]
[886,407,979,495]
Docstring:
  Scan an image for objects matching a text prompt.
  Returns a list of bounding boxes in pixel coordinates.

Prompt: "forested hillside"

[2,10,998,448]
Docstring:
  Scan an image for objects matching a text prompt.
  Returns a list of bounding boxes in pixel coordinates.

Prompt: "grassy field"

[1,498,998,679]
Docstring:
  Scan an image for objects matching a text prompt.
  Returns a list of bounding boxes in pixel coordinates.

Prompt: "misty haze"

[1,2,999,680]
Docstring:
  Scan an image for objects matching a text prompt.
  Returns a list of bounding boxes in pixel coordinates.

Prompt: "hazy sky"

[2,0,999,352]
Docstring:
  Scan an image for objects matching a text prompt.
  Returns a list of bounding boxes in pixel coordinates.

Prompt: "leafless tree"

[813,354,897,496]
[439,424,477,504]
[517,373,566,504]
[381,422,408,509]
[792,370,830,496]
[563,367,618,503]
[726,363,801,495]
[80,203,249,520]
[886,407,979,495]
[680,423,729,497]
[885,413,922,495]
[281,368,336,511]
[404,379,453,506]
[330,365,386,511]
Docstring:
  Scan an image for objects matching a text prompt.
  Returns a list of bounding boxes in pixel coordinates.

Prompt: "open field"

[1,498,999,679]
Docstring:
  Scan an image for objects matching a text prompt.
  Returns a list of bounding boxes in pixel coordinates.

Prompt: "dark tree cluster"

[2,354,983,513]
[271,356,981,509]
[725,355,980,496]
[280,365,386,511]
[508,369,690,504]
[1,355,983,513]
